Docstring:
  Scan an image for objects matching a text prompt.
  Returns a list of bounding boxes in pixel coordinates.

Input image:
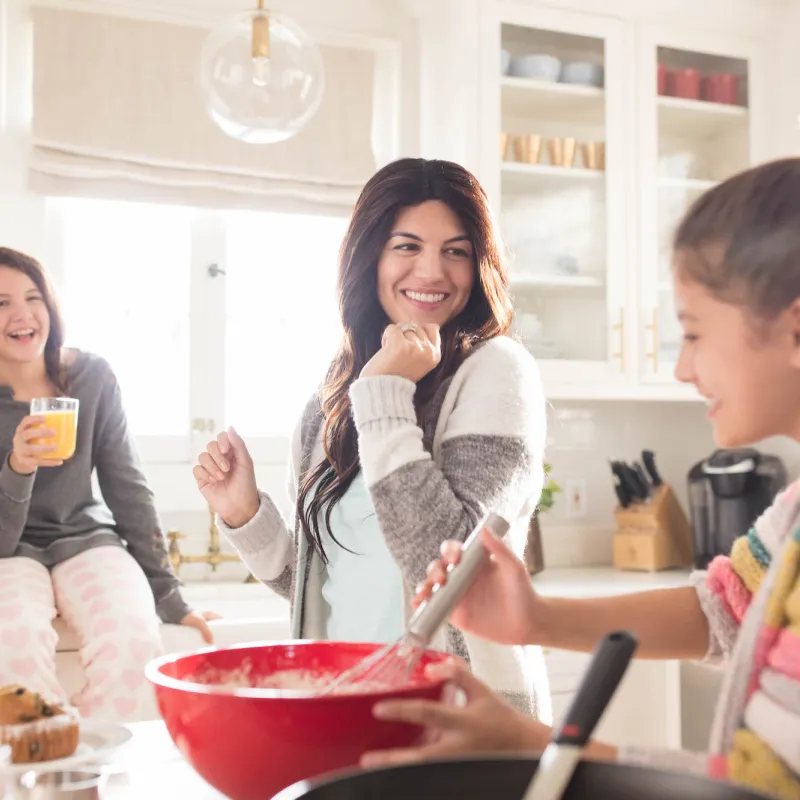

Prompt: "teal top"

[320,471,404,644]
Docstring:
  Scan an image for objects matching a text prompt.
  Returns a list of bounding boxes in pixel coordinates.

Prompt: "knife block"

[613,483,694,571]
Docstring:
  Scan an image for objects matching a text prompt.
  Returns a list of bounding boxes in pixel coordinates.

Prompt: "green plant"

[538,462,561,512]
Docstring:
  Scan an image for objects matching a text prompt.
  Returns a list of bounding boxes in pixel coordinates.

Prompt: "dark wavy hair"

[0,247,68,394]
[296,158,514,562]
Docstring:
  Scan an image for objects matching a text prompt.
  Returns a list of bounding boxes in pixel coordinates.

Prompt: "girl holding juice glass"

[0,247,216,721]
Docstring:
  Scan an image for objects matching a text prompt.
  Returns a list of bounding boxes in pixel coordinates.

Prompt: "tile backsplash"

[540,399,800,567]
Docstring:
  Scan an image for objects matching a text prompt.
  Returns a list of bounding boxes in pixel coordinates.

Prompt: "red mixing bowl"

[145,641,450,800]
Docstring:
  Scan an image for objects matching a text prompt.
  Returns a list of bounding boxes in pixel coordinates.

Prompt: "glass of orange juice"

[30,397,79,461]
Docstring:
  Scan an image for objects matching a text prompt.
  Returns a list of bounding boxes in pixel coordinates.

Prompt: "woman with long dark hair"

[194,158,548,714]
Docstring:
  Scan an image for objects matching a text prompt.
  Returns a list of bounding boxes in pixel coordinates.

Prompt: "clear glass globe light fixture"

[199,2,325,144]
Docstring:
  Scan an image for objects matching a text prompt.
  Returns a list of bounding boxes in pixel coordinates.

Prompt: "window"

[57,198,192,438]
[224,211,346,438]
[49,198,348,464]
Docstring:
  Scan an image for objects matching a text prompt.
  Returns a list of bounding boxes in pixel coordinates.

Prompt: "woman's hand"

[9,415,62,474]
[417,527,548,646]
[360,322,441,382]
[193,427,260,529]
[361,660,551,768]
[180,610,222,644]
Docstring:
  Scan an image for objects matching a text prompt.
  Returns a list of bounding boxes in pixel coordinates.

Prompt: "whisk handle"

[407,512,510,644]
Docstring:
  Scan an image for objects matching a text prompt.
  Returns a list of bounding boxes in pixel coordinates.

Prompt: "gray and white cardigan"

[218,335,551,717]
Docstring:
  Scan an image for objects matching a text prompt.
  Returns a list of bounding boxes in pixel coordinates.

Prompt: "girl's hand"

[193,427,260,529]
[360,322,441,382]
[361,660,551,767]
[9,415,62,474]
[416,527,547,646]
[180,610,222,644]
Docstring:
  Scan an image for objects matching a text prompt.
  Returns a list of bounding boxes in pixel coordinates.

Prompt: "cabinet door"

[637,27,768,385]
[479,3,631,394]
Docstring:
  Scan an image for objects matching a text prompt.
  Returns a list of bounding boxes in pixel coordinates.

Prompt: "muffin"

[0,684,79,764]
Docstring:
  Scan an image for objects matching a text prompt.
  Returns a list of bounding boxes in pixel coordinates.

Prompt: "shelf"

[657,96,748,139]
[542,370,702,402]
[501,162,604,193]
[502,76,604,124]
[658,177,718,192]
[511,273,604,290]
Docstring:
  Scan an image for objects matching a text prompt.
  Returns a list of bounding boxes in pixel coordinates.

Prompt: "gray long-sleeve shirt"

[0,350,190,624]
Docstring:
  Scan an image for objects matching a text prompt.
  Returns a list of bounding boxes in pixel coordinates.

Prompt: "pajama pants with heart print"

[0,546,163,721]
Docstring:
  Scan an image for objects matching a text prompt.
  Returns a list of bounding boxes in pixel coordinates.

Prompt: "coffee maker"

[687,448,787,569]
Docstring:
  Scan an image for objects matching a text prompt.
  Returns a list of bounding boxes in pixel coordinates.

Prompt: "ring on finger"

[399,322,420,337]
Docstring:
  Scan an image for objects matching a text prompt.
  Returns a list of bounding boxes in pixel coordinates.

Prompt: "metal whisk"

[320,511,511,695]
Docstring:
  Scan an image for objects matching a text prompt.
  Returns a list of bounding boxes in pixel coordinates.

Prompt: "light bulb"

[199,9,325,144]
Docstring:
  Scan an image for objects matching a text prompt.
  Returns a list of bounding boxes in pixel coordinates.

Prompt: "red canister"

[670,68,702,99]
[657,64,669,95]
[702,73,740,105]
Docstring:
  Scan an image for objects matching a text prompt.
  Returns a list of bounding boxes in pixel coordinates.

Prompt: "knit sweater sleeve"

[214,410,303,601]
[349,336,546,590]
[694,483,797,663]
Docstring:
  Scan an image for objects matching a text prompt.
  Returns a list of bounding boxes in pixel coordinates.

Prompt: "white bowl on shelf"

[501,49,512,75]
[560,60,604,87]
[509,54,561,81]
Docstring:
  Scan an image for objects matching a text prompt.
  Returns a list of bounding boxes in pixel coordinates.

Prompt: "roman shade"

[29,6,377,213]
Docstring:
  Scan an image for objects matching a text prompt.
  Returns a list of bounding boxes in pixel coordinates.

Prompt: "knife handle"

[552,631,638,746]
[632,462,652,498]
[609,461,632,507]
[642,450,663,486]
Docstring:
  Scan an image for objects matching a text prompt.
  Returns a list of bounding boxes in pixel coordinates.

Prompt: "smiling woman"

[194,158,550,718]
[0,247,216,723]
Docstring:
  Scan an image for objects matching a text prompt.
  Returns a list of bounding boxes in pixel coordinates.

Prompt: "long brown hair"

[0,247,68,394]
[297,158,514,561]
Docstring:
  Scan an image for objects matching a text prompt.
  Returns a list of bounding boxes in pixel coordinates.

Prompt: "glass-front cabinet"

[479,3,629,390]
[638,28,766,384]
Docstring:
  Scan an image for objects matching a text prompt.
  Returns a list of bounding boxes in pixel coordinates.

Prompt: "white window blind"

[30,6,377,213]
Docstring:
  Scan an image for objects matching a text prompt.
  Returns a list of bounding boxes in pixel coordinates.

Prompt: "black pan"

[272,755,770,800]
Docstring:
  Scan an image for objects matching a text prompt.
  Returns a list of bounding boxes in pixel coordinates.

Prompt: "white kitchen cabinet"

[544,648,683,749]
[478,3,630,390]
[415,0,774,402]
[635,25,769,385]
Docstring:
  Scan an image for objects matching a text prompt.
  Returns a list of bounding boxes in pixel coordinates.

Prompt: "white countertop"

[180,566,696,618]
[532,567,694,598]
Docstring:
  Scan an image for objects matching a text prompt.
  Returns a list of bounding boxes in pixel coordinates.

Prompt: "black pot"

[273,756,771,800]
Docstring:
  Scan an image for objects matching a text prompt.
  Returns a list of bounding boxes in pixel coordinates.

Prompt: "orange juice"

[30,398,79,461]
[37,410,78,460]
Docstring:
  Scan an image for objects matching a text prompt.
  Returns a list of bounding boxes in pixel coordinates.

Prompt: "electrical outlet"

[565,477,588,518]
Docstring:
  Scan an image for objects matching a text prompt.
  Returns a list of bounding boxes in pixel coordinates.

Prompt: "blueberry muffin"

[0,684,79,764]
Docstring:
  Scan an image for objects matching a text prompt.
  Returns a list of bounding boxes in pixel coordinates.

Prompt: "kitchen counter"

[533,566,694,598]
[179,566,697,618]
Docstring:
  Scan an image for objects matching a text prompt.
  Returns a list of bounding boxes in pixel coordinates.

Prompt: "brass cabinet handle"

[191,418,216,433]
[646,308,659,372]
[612,307,625,372]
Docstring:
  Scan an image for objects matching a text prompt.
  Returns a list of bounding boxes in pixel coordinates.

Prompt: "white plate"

[6,719,132,775]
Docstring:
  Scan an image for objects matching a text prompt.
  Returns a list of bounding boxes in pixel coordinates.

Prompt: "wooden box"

[613,483,693,572]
